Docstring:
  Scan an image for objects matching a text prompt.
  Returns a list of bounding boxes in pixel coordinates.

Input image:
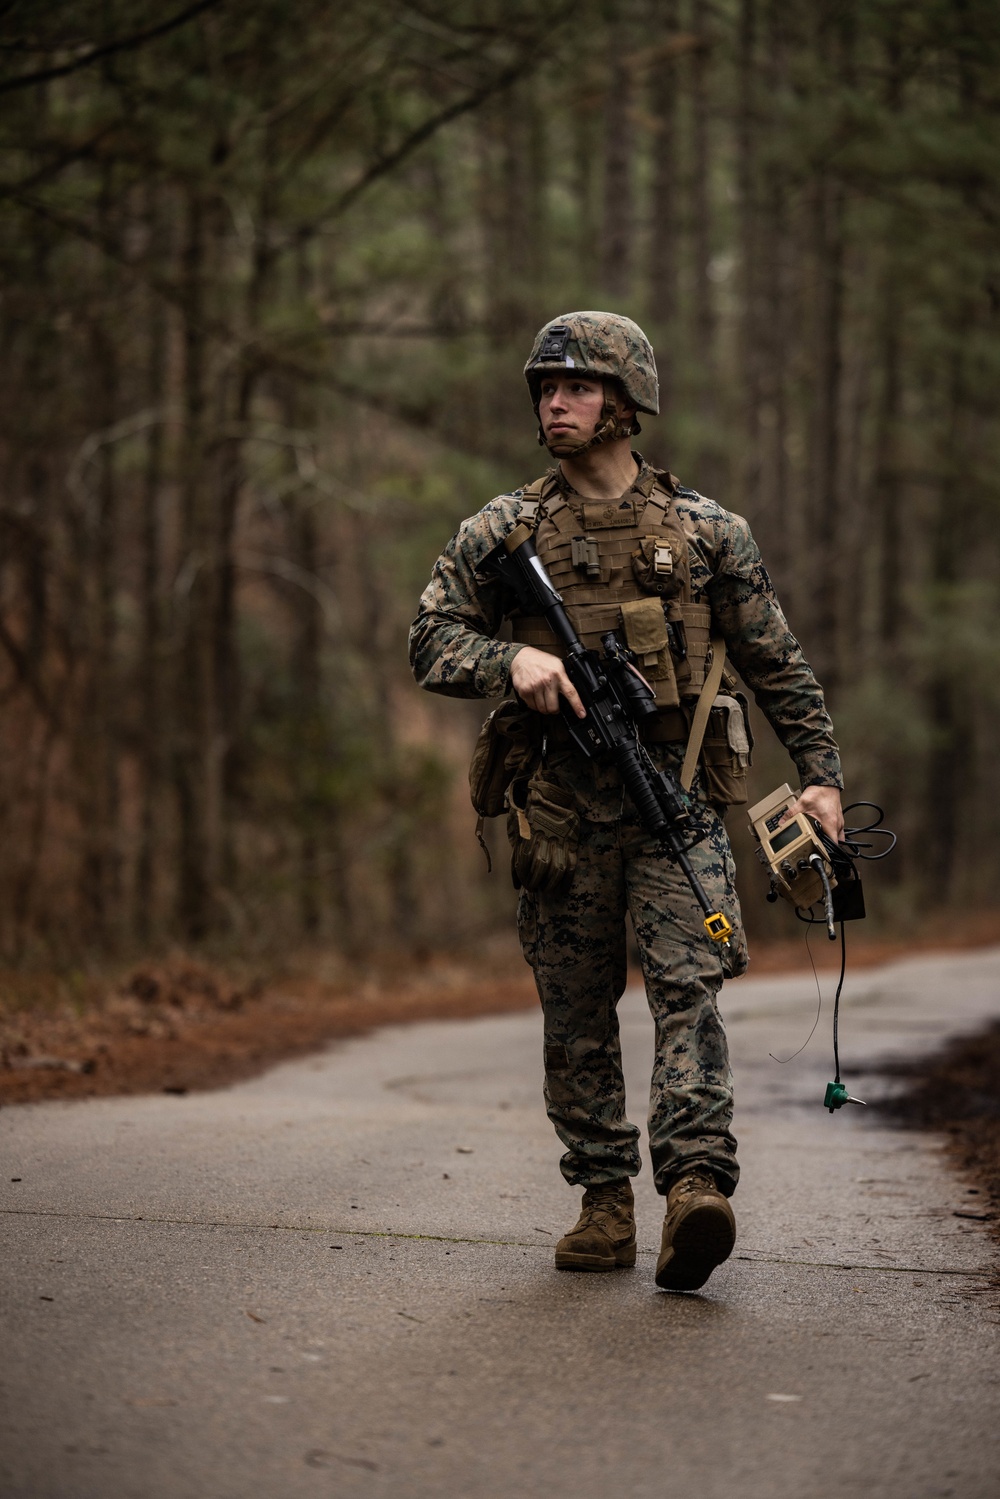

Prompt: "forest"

[0,0,998,967]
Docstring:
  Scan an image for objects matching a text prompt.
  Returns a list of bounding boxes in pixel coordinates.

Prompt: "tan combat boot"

[654,1171,736,1291]
[554,1180,637,1272]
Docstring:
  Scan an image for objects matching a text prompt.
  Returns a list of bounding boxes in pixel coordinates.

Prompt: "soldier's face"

[538,375,606,446]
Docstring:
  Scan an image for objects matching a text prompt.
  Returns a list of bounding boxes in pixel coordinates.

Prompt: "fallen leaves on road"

[0,950,536,1105]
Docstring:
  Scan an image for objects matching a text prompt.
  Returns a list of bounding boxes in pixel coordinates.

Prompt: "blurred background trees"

[0,0,997,963]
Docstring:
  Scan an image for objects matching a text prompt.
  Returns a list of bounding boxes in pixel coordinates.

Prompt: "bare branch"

[0,0,227,96]
[0,121,119,200]
[299,56,527,233]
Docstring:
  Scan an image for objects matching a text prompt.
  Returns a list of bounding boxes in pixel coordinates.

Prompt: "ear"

[606,378,635,422]
[615,394,638,432]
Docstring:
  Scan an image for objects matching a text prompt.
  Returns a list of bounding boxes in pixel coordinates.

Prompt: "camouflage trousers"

[516,795,748,1198]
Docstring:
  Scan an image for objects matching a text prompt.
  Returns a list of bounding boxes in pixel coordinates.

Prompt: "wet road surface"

[2,946,999,1498]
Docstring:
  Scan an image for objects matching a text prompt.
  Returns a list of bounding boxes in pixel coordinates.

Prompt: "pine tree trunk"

[291,495,323,937]
[173,190,215,941]
[572,85,601,296]
[135,193,169,944]
[736,0,762,522]
[923,340,971,901]
[754,0,794,594]
[648,0,681,429]
[808,172,845,694]
[213,361,255,900]
[77,168,122,947]
[601,7,634,300]
[688,0,719,494]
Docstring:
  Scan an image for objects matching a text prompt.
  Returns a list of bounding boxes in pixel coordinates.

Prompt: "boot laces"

[671,1170,717,1200]
[581,1182,630,1218]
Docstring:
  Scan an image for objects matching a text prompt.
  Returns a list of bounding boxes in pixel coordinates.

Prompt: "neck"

[557,438,639,500]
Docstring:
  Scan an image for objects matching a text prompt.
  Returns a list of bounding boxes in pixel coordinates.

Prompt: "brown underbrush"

[0,945,536,1106]
[3,912,1000,1108]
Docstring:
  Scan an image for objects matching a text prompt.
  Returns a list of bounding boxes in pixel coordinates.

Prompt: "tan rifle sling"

[680,637,727,792]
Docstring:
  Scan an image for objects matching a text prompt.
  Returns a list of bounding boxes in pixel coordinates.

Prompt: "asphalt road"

[3,945,999,1499]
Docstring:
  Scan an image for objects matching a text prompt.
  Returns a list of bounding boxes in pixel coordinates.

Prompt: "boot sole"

[655,1202,735,1291]
[555,1241,637,1272]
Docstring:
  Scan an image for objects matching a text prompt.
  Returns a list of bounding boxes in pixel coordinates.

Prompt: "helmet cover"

[524,311,659,415]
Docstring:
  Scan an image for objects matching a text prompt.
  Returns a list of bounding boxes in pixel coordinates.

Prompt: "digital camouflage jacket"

[408,458,843,791]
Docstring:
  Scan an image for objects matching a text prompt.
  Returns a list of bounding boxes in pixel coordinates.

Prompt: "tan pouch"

[469,700,536,870]
[698,693,754,809]
[469,699,533,818]
[631,536,682,598]
[506,770,580,895]
[619,597,679,707]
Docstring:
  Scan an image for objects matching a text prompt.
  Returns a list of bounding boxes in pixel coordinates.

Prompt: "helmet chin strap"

[537,380,640,455]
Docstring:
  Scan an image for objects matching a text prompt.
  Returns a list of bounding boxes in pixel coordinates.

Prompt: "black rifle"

[479,521,732,946]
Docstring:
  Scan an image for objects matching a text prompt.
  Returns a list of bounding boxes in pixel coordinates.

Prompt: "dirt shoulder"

[4,914,1000,1109]
[878,1021,1000,1250]
[0,952,538,1107]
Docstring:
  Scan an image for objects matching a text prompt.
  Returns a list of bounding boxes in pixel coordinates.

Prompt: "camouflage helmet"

[524,311,659,417]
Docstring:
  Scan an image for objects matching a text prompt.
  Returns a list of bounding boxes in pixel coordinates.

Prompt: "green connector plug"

[825,1080,848,1111]
[824,1080,866,1113]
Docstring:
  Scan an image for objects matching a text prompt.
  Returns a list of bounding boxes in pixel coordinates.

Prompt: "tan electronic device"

[747,783,834,912]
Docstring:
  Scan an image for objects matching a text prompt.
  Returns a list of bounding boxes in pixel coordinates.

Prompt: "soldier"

[409,312,843,1292]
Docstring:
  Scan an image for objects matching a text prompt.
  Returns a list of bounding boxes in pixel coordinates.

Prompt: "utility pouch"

[469,699,536,869]
[619,596,679,707]
[506,769,580,895]
[631,535,682,598]
[698,693,754,809]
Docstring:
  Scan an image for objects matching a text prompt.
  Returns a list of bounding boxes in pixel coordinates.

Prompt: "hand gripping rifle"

[479,522,733,948]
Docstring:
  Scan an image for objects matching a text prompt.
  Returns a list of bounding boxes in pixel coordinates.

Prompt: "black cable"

[818,803,897,865]
[769,802,891,1106]
[793,802,896,932]
[832,922,847,1084]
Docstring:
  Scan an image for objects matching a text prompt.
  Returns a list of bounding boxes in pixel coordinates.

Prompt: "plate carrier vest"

[509,468,712,715]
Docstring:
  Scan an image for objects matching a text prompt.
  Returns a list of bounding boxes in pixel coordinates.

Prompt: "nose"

[546,384,568,414]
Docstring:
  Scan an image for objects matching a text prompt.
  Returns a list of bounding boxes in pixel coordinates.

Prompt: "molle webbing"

[512,601,712,701]
[509,479,712,706]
